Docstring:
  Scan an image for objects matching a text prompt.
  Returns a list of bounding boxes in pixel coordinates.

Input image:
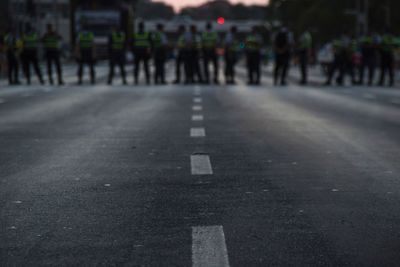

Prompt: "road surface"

[1,66,400,266]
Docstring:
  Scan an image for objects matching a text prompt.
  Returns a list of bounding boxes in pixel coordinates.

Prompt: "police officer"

[224,26,239,84]
[173,25,187,84]
[21,25,44,85]
[344,36,357,85]
[3,28,21,85]
[108,27,127,85]
[76,27,96,85]
[378,30,395,87]
[246,26,262,85]
[186,25,203,84]
[153,24,168,85]
[297,30,312,85]
[358,32,378,85]
[42,24,64,85]
[202,22,219,84]
[325,37,345,86]
[132,22,152,85]
[273,27,291,86]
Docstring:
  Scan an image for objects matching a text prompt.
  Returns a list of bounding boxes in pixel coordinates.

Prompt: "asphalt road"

[1,66,400,266]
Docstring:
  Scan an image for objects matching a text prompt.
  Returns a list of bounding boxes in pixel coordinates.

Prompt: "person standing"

[153,23,168,85]
[273,27,291,86]
[186,25,203,84]
[132,22,152,85]
[358,32,378,85]
[245,26,262,85]
[297,30,312,85]
[108,27,127,85]
[325,37,345,86]
[21,25,44,85]
[224,26,239,84]
[76,27,96,85]
[202,22,219,84]
[42,24,64,85]
[378,30,395,87]
[3,28,21,85]
[173,25,187,84]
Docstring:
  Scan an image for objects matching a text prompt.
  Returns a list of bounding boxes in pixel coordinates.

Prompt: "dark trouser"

[7,52,20,85]
[174,50,186,83]
[224,51,237,84]
[298,50,308,84]
[154,48,166,84]
[108,52,126,84]
[345,56,356,84]
[379,51,394,86]
[326,53,345,85]
[45,50,63,85]
[134,49,150,84]
[358,54,376,85]
[78,50,95,84]
[21,50,44,85]
[186,49,203,84]
[274,52,290,85]
[203,48,219,83]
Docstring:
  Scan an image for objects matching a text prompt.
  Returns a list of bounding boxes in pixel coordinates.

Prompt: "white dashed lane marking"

[192,105,203,111]
[192,225,230,267]
[191,155,213,175]
[192,115,204,121]
[190,127,206,137]
[362,93,376,99]
[194,97,202,103]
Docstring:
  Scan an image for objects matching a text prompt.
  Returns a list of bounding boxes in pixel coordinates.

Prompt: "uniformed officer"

[42,24,64,85]
[173,25,187,84]
[273,27,291,86]
[325,37,345,86]
[132,22,152,85]
[186,25,203,84]
[378,31,395,86]
[3,28,21,85]
[153,23,168,85]
[358,32,378,85]
[202,22,219,84]
[76,27,96,85]
[344,36,357,85]
[297,30,312,85]
[246,26,262,85]
[21,25,44,85]
[108,27,127,85]
[224,26,239,84]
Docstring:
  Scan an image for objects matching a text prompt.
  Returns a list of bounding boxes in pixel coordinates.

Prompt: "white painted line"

[192,115,204,121]
[190,127,206,137]
[192,225,230,267]
[193,105,203,111]
[191,155,213,175]
[194,97,202,103]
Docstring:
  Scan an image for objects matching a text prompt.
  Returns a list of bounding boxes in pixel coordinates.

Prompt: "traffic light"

[217,17,225,25]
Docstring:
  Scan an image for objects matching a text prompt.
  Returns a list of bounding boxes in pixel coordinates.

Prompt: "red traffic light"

[217,17,225,25]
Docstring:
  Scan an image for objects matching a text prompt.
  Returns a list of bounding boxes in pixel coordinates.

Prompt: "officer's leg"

[378,53,387,86]
[255,54,261,84]
[32,54,44,84]
[194,51,203,83]
[281,54,289,85]
[144,55,150,84]
[89,58,95,84]
[13,55,20,84]
[108,57,115,84]
[54,53,63,85]
[160,53,166,84]
[119,57,127,85]
[46,55,53,85]
[77,59,84,84]
[134,54,140,84]
[174,52,182,83]
[7,54,13,85]
[203,50,210,83]
[388,55,394,86]
[23,55,31,85]
[274,55,282,85]
[224,54,230,83]
[300,52,307,84]
[212,51,219,83]
[154,54,160,84]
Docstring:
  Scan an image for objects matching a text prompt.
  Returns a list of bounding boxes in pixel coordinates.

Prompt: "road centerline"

[191,155,213,175]
[190,127,206,137]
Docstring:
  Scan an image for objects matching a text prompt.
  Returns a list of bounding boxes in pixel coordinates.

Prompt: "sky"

[155,0,270,12]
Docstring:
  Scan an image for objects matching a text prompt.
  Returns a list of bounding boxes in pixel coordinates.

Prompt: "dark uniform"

[186,28,203,84]
[153,31,167,84]
[325,39,345,85]
[108,31,127,85]
[224,30,239,84]
[202,30,219,84]
[174,34,186,84]
[132,31,152,84]
[42,31,64,85]
[358,35,378,85]
[273,29,290,86]
[344,38,357,85]
[77,31,96,85]
[378,34,395,86]
[21,32,44,85]
[297,31,312,85]
[3,33,21,85]
[246,33,262,85]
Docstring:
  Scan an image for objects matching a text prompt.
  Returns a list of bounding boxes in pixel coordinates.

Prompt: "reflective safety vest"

[299,32,312,50]
[43,34,60,50]
[381,34,395,52]
[23,32,39,50]
[177,35,185,49]
[202,31,218,48]
[193,34,202,49]
[332,39,344,54]
[111,31,126,50]
[152,32,163,48]
[245,35,261,50]
[133,32,150,48]
[79,32,94,49]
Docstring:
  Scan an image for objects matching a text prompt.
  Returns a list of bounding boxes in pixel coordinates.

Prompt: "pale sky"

[155,0,269,12]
